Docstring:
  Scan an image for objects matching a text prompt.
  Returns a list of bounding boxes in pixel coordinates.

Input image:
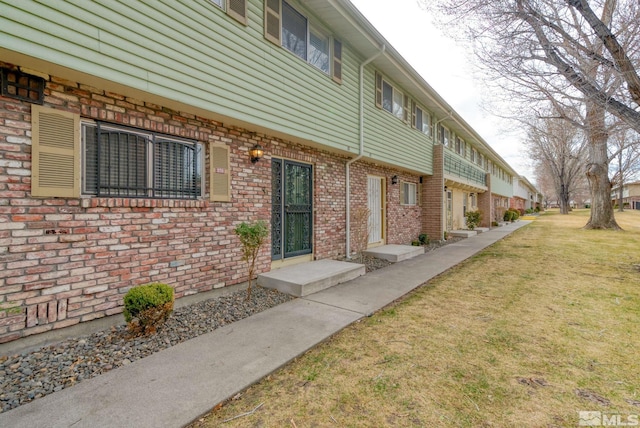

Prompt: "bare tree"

[528,116,587,214]
[424,0,640,228]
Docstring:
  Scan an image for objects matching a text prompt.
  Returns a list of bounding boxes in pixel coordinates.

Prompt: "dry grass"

[191,210,640,427]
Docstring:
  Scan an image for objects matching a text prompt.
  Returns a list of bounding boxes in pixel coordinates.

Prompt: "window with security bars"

[82,123,202,199]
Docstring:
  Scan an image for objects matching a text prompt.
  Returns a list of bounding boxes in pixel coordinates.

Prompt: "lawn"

[191,210,640,427]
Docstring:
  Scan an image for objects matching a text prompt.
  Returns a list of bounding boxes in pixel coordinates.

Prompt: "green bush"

[418,233,429,246]
[504,209,519,222]
[234,220,269,300]
[123,283,174,335]
[465,210,482,230]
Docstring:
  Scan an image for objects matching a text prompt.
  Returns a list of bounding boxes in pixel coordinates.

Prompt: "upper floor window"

[438,124,451,147]
[209,0,248,25]
[413,103,432,137]
[455,137,465,156]
[470,148,476,163]
[264,1,341,80]
[375,72,408,122]
[82,122,203,199]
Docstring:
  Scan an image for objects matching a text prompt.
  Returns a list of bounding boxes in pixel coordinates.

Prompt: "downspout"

[346,44,385,259]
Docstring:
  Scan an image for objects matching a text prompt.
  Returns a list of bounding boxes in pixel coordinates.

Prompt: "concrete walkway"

[0,221,530,428]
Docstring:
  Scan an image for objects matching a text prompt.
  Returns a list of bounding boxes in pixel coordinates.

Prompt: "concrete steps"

[363,244,424,262]
[449,230,477,238]
[258,259,365,297]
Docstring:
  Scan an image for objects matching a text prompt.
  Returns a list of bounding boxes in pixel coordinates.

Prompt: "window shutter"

[264,0,281,45]
[375,72,382,108]
[411,100,417,128]
[209,142,231,202]
[403,94,410,123]
[31,105,80,197]
[332,38,342,84]
[227,0,248,24]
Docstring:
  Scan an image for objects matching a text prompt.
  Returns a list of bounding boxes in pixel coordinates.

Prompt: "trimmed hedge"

[123,283,174,335]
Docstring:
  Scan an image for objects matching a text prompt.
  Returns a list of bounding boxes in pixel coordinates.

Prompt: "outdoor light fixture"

[444,186,448,191]
[391,175,398,185]
[249,144,264,163]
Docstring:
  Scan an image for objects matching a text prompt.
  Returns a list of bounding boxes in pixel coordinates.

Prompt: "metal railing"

[444,153,487,186]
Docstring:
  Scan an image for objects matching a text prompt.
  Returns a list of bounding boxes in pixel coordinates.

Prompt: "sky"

[349,0,534,181]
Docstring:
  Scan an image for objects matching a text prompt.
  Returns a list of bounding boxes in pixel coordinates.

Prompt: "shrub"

[418,233,429,246]
[123,283,174,335]
[465,210,482,230]
[234,220,269,300]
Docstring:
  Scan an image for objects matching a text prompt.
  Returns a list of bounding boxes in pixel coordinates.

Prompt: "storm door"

[446,190,453,231]
[367,176,385,245]
[271,159,313,260]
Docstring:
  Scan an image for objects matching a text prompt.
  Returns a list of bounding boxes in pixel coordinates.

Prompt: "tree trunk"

[559,184,570,214]
[584,105,621,229]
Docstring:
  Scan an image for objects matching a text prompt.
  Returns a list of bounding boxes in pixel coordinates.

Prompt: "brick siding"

[0,63,354,343]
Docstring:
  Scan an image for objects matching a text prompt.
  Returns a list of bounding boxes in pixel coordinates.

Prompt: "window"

[309,27,330,73]
[401,182,417,205]
[470,148,476,163]
[277,1,333,75]
[438,124,450,147]
[455,137,465,156]
[414,104,432,137]
[209,0,248,24]
[82,122,203,199]
[376,72,407,122]
[282,2,307,60]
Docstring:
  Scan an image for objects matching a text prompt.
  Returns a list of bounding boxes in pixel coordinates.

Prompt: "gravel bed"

[0,287,293,413]
[0,238,462,414]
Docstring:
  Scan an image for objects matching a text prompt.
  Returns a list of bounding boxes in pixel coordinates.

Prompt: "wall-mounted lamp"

[391,175,398,185]
[249,144,264,163]
[444,186,448,191]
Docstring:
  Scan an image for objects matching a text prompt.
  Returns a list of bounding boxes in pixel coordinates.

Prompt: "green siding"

[491,176,513,197]
[362,68,433,175]
[0,0,361,152]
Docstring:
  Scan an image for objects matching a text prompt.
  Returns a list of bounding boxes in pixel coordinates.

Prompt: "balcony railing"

[444,153,487,186]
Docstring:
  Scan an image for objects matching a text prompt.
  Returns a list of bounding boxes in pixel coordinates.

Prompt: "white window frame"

[456,137,465,156]
[281,1,330,75]
[210,0,224,9]
[415,105,432,137]
[439,124,451,147]
[401,181,418,206]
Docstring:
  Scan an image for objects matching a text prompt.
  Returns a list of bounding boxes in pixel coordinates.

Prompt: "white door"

[368,176,385,245]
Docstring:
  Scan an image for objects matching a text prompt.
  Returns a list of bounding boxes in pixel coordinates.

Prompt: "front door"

[367,176,385,245]
[271,159,313,260]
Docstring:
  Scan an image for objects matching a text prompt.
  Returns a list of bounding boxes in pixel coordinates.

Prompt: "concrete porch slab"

[257,259,365,297]
[449,230,478,238]
[363,244,424,262]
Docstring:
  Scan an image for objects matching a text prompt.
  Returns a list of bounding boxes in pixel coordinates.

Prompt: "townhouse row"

[0,0,529,344]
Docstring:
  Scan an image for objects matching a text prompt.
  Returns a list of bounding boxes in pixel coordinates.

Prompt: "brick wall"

[422,144,444,241]
[0,63,349,343]
[478,173,492,227]
[348,162,422,253]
